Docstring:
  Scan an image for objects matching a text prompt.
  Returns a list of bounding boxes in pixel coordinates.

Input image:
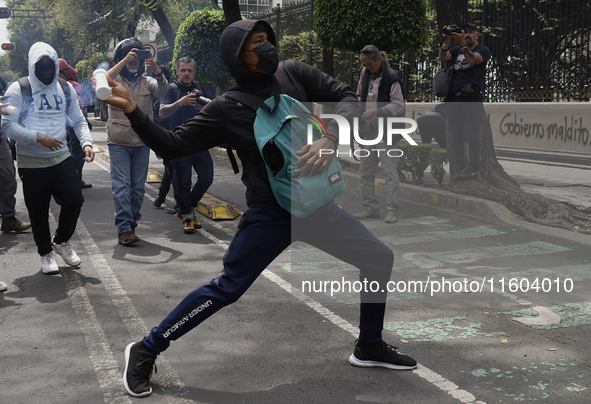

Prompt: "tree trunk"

[150,6,175,50]
[223,0,242,26]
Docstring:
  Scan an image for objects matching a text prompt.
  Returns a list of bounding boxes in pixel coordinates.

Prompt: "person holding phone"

[106,38,169,246]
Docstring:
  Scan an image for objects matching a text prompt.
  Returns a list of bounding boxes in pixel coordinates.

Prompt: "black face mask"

[35,59,56,85]
[243,41,279,74]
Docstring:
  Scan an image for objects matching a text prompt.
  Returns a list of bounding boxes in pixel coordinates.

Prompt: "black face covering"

[244,41,279,74]
[35,59,56,85]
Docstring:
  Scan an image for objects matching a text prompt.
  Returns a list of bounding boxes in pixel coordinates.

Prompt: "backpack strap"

[222,67,285,174]
[17,77,33,124]
[18,77,72,123]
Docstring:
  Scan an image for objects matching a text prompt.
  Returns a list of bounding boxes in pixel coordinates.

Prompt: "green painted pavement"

[384,316,506,342]
[378,226,504,246]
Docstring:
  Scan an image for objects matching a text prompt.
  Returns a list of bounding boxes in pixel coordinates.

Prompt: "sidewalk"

[338,150,591,244]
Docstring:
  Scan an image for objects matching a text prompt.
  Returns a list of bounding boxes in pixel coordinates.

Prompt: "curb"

[211,147,591,246]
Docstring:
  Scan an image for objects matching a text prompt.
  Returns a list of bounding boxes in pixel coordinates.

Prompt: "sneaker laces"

[59,241,74,256]
[43,252,57,265]
[134,358,157,380]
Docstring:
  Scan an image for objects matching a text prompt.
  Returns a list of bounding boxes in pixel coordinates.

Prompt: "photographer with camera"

[439,23,489,181]
[106,38,169,246]
[158,57,214,233]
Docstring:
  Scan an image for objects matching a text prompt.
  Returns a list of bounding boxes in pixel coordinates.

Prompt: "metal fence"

[252,0,591,102]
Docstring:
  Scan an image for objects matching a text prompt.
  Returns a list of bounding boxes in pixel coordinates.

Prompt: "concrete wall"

[407,102,591,156]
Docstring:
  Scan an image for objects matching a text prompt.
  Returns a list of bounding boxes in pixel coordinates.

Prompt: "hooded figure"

[220,19,278,84]
[0,41,94,276]
[104,19,417,399]
[2,42,92,159]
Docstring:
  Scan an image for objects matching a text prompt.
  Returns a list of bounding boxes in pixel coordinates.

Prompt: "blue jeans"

[108,144,150,234]
[174,151,214,216]
[144,202,394,354]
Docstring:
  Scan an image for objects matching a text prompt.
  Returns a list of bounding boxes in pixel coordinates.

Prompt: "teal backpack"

[226,86,346,218]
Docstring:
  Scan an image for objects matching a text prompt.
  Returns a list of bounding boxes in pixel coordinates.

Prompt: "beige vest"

[106,75,154,146]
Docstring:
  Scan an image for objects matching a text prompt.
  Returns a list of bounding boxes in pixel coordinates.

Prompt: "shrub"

[429,148,449,186]
[398,143,432,184]
[173,9,230,91]
[75,56,115,83]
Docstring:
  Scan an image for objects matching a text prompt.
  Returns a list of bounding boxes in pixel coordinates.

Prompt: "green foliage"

[37,0,143,54]
[408,143,433,182]
[0,55,20,83]
[6,0,60,77]
[173,9,230,88]
[397,143,414,180]
[398,143,433,183]
[429,148,449,187]
[75,56,115,83]
[314,0,430,54]
[398,143,432,184]
[279,31,322,69]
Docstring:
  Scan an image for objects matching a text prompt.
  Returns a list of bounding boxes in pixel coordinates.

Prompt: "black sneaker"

[123,341,157,397]
[349,339,417,370]
[153,195,165,208]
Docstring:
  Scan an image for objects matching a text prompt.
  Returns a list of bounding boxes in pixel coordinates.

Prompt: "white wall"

[407,102,591,156]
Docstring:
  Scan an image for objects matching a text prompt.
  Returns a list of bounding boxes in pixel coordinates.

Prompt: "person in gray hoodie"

[2,42,94,275]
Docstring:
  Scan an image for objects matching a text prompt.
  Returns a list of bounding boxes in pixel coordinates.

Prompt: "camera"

[442,24,462,36]
[189,89,211,106]
[134,50,152,60]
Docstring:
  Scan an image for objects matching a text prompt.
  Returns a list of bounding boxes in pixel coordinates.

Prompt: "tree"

[173,9,231,91]
[313,0,430,54]
[221,0,241,26]
[5,0,60,76]
[435,0,591,234]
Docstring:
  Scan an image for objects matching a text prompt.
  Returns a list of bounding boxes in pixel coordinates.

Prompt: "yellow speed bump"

[196,194,241,221]
[146,169,162,183]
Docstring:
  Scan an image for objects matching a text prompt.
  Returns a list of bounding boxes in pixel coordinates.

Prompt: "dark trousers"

[144,202,394,354]
[18,156,84,256]
[67,128,85,182]
[446,93,482,173]
[174,151,214,215]
[157,160,177,202]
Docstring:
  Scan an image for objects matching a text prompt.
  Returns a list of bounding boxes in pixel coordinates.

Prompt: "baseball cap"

[58,58,79,74]
[462,23,479,31]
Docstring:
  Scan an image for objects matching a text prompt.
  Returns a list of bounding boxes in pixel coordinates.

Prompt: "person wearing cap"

[58,59,93,189]
[439,22,490,181]
[103,20,417,398]
[106,38,169,246]
[354,45,405,224]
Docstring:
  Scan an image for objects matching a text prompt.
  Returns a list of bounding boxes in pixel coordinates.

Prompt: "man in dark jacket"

[158,56,214,233]
[104,20,418,398]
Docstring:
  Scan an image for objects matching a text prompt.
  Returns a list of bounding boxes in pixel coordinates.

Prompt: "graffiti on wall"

[500,113,590,146]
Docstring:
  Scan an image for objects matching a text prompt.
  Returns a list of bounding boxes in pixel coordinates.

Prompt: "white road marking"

[513,306,562,326]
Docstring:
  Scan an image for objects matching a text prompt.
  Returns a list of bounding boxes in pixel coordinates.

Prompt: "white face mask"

[127,66,138,74]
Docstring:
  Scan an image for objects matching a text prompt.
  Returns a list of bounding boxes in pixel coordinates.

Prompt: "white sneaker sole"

[123,342,153,398]
[348,354,418,370]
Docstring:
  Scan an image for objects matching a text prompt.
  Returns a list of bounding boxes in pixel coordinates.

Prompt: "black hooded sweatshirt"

[124,20,358,210]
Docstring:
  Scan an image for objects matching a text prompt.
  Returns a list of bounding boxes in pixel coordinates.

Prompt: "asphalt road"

[1,125,590,404]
